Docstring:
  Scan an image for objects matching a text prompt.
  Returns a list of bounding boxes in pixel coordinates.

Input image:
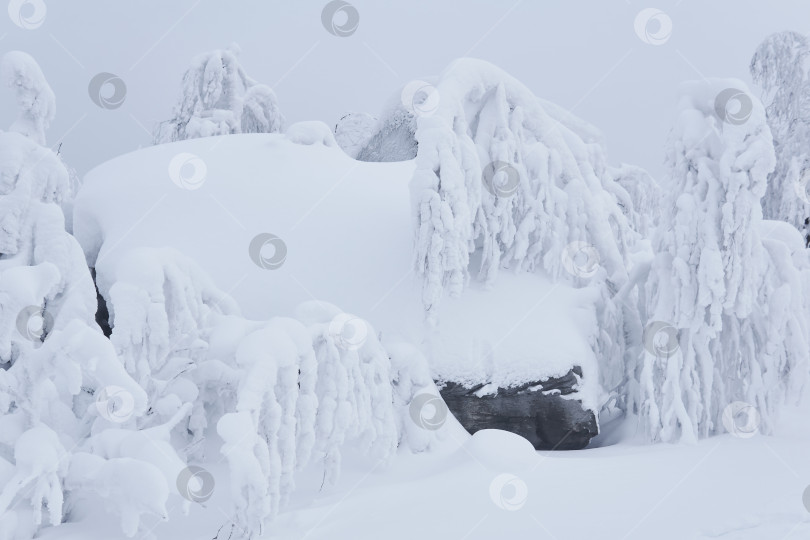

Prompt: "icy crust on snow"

[639,79,810,442]
[409,58,644,406]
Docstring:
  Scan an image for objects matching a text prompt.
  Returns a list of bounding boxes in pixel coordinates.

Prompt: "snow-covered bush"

[638,79,810,443]
[154,44,284,143]
[91,247,437,538]
[407,58,646,412]
[750,31,810,246]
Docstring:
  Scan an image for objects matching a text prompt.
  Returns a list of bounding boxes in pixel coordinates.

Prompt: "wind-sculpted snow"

[639,78,810,442]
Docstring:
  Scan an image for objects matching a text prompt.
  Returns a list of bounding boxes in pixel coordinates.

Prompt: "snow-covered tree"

[0,54,179,539]
[408,58,646,413]
[154,44,284,143]
[88,243,439,538]
[1,51,55,146]
[639,79,810,443]
[750,31,810,246]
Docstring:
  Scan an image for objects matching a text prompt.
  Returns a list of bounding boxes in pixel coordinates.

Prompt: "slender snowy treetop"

[750,31,810,244]
[1,51,55,146]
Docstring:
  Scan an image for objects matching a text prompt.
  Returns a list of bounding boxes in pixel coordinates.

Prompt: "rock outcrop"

[438,367,598,450]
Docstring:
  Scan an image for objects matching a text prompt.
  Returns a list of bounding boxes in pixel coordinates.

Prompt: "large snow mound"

[74,132,597,391]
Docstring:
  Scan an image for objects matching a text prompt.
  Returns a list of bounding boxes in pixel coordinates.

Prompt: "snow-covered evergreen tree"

[0,53,177,540]
[154,44,284,143]
[408,58,646,413]
[639,79,810,443]
[750,31,810,246]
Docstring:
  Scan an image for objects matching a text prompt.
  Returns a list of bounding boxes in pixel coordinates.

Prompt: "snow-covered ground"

[5,6,810,540]
[38,421,810,540]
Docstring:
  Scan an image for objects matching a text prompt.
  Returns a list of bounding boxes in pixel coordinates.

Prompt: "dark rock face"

[438,367,598,450]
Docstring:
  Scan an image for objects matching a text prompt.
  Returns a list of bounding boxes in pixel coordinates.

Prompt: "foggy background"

[1,0,808,179]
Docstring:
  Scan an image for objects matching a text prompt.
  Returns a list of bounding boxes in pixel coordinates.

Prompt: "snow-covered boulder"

[334,112,377,158]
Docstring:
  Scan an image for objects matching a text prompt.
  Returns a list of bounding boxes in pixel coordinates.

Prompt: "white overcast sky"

[1,0,809,179]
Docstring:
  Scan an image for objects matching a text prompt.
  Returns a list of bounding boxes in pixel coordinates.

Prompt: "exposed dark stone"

[90,267,112,338]
[438,366,598,450]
